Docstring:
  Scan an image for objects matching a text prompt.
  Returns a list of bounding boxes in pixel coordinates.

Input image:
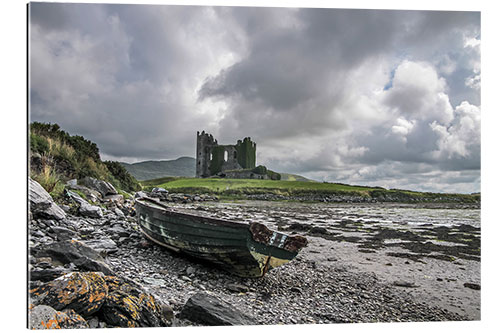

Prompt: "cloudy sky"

[28,1,481,193]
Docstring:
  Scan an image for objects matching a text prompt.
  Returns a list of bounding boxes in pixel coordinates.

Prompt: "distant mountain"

[120,157,196,180]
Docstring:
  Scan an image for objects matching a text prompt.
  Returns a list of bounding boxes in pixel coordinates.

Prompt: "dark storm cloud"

[29,3,480,192]
[30,3,234,161]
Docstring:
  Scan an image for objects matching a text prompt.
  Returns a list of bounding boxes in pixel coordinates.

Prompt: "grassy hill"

[121,157,196,180]
[29,122,141,196]
[279,173,315,182]
[122,157,313,183]
[140,177,480,204]
[142,178,372,192]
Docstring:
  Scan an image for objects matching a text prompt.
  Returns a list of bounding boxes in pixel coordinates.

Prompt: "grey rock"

[28,305,62,329]
[66,190,103,218]
[109,224,130,237]
[50,226,77,241]
[30,266,71,282]
[88,317,99,329]
[113,207,126,218]
[393,280,419,288]
[29,178,66,220]
[31,230,46,238]
[29,305,89,329]
[33,239,114,275]
[143,277,167,286]
[179,292,256,326]
[104,194,125,206]
[152,187,168,194]
[66,179,77,187]
[79,202,103,218]
[80,176,118,197]
[161,304,174,321]
[464,282,480,290]
[83,237,118,256]
[134,191,148,199]
[226,283,249,293]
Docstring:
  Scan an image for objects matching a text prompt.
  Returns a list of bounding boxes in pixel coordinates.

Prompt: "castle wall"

[196,131,257,178]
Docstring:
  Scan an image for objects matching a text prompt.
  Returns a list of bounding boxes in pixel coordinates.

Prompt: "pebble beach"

[29,196,480,327]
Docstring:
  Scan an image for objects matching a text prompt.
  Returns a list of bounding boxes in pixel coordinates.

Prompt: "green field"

[140,177,480,203]
[143,177,381,194]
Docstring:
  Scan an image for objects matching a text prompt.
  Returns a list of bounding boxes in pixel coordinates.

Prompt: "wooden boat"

[135,197,307,278]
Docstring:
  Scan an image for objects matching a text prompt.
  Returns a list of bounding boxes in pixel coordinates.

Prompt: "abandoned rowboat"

[135,197,308,278]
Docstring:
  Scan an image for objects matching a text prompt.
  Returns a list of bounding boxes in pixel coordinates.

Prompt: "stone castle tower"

[196,131,256,178]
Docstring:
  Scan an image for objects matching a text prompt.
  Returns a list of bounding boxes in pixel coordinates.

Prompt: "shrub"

[30,133,50,154]
[104,161,141,192]
[32,164,64,196]
[252,165,267,175]
[266,169,281,180]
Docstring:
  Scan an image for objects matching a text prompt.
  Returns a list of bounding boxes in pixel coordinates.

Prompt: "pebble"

[28,191,472,327]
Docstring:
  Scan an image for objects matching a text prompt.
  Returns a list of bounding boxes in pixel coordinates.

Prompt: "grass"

[140,177,480,203]
[30,122,141,195]
[142,177,377,194]
[32,163,65,198]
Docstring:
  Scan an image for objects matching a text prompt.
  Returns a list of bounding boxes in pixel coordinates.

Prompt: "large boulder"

[29,271,108,318]
[30,266,72,282]
[66,190,103,218]
[29,178,66,220]
[80,177,117,197]
[66,182,101,202]
[179,292,256,326]
[99,275,171,327]
[33,239,114,275]
[28,304,89,329]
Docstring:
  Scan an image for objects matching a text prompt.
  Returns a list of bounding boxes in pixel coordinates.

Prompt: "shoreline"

[29,197,480,327]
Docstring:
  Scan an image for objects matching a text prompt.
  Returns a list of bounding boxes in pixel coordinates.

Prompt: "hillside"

[140,177,480,205]
[29,122,140,195]
[122,157,313,182]
[121,157,196,180]
[279,173,315,182]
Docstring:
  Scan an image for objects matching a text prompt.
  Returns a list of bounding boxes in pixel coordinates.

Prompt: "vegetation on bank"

[29,122,141,197]
[140,177,480,203]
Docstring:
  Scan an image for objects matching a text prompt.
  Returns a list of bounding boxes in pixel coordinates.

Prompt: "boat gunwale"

[136,197,252,230]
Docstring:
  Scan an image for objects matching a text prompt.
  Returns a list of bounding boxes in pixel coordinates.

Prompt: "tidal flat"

[30,197,480,326]
[187,201,481,319]
[117,200,480,323]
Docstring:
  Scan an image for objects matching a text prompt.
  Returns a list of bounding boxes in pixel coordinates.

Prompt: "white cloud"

[384,61,454,124]
[430,101,481,159]
[391,117,415,141]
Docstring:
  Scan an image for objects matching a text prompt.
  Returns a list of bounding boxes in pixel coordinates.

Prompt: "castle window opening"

[224,151,228,162]
[234,151,237,159]
[210,153,213,161]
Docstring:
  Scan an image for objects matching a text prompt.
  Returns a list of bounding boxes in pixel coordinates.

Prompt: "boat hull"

[135,198,307,278]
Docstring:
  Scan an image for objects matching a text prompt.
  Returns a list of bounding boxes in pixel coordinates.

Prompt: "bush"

[32,164,64,196]
[30,122,100,162]
[252,165,267,175]
[266,169,281,180]
[104,161,141,192]
[30,133,50,154]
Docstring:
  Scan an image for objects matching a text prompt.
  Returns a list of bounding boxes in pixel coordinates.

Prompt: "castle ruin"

[196,131,257,178]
